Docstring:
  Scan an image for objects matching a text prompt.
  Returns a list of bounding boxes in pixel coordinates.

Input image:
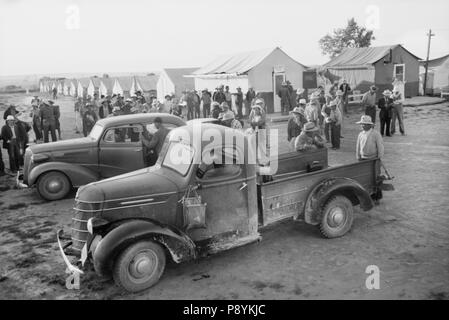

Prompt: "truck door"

[98,124,145,178]
[189,146,257,242]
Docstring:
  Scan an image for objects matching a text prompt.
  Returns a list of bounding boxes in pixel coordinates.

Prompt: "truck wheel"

[113,241,166,293]
[319,195,354,238]
[37,171,71,201]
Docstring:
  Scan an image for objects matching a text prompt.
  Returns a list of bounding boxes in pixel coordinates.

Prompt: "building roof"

[193,47,305,76]
[420,53,449,69]
[164,68,198,90]
[135,75,158,91]
[100,77,115,91]
[323,45,421,69]
[115,76,134,91]
[90,77,102,87]
[78,78,91,88]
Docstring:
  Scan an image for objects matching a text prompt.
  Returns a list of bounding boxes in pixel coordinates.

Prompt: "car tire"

[113,241,166,293]
[37,171,71,201]
[319,195,354,238]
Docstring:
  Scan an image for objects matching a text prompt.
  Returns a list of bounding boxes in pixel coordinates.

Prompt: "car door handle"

[134,148,142,152]
[239,182,247,191]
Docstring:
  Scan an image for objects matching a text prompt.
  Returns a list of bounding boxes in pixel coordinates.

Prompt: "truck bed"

[259,157,380,226]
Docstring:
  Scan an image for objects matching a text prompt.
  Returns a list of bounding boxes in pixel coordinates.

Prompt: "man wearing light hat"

[1,115,26,173]
[294,122,325,152]
[305,93,320,126]
[221,111,243,130]
[355,115,384,161]
[378,89,393,136]
[361,85,378,124]
[287,107,307,150]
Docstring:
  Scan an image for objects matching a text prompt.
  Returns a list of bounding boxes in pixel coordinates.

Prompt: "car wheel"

[319,195,354,238]
[113,241,166,293]
[37,171,71,201]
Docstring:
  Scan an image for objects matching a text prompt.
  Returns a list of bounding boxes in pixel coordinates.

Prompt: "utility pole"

[423,29,435,96]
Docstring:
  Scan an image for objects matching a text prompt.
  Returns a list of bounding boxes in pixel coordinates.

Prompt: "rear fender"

[93,220,196,277]
[303,178,374,225]
[28,162,99,187]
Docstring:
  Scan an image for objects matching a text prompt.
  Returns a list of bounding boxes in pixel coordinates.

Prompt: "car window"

[198,146,242,180]
[103,125,142,143]
[162,142,194,176]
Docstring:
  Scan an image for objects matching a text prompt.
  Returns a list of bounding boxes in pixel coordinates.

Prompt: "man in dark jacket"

[140,117,169,166]
[82,104,98,136]
[201,89,212,118]
[39,100,57,143]
[235,87,244,118]
[1,115,26,172]
[378,89,393,137]
[278,82,292,115]
[213,85,226,105]
[339,79,351,113]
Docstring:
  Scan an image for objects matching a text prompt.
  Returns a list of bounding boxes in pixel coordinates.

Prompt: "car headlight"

[31,153,49,163]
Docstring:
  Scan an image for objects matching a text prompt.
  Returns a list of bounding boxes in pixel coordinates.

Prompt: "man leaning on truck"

[355,115,384,161]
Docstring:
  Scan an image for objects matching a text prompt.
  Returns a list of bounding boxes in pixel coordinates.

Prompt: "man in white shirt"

[355,115,384,161]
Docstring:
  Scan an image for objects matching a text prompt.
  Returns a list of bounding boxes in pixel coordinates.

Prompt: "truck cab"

[58,122,390,292]
[20,113,185,200]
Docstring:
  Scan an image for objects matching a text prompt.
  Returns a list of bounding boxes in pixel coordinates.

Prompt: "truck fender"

[92,220,196,277]
[28,162,99,187]
[303,177,374,225]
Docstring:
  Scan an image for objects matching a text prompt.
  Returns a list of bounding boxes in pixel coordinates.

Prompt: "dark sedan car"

[18,113,185,201]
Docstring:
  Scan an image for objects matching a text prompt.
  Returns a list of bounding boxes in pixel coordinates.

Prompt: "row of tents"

[39,45,449,113]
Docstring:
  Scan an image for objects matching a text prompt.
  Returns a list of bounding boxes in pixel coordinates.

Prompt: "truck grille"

[71,200,102,253]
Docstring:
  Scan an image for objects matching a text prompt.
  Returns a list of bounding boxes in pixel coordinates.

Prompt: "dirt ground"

[0,93,448,300]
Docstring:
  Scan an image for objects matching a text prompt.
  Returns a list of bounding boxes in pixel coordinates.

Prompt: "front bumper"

[57,229,85,275]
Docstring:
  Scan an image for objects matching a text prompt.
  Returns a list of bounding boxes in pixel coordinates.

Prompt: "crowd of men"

[0,78,405,176]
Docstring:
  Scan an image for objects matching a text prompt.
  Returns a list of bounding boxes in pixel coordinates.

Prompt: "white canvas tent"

[192,47,306,113]
[420,54,449,95]
[157,68,198,101]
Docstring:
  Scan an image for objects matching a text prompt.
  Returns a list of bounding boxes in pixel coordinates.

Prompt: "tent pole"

[423,29,435,96]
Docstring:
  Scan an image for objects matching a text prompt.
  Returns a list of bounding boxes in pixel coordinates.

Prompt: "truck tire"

[113,241,166,293]
[319,195,354,238]
[37,171,71,201]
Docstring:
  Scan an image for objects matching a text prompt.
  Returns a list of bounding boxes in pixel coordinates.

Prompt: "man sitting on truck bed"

[295,122,325,152]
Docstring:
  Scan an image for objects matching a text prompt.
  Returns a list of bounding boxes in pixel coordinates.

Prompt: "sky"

[1,0,449,76]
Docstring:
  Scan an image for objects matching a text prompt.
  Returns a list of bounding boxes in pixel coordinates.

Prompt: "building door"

[273,72,285,113]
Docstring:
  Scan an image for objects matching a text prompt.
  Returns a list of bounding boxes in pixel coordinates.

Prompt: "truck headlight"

[87,217,109,235]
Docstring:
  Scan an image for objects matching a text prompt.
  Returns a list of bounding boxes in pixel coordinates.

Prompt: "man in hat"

[201,89,212,118]
[74,97,83,134]
[355,115,384,161]
[328,100,342,150]
[235,87,244,119]
[378,89,393,137]
[3,104,17,120]
[288,107,307,150]
[109,106,122,117]
[0,132,4,176]
[294,122,325,152]
[82,104,98,136]
[210,102,221,119]
[339,79,351,113]
[390,89,405,135]
[224,86,232,112]
[192,90,201,119]
[48,100,61,140]
[121,98,133,115]
[135,91,146,104]
[245,88,256,116]
[213,85,226,105]
[218,102,234,120]
[39,100,57,143]
[1,115,26,173]
[361,86,378,124]
[321,100,332,143]
[221,112,243,130]
[295,88,306,107]
[305,93,320,126]
[178,101,188,120]
[140,117,170,166]
[278,81,292,115]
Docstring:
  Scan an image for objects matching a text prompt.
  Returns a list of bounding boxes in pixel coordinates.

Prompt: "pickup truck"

[18,113,185,201]
[58,122,392,292]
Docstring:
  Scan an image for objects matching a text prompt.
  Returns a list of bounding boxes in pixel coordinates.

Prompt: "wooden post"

[423,29,435,96]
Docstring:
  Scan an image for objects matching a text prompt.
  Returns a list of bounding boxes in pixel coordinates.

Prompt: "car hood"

[76,164,179,206]
[30,137,96,153]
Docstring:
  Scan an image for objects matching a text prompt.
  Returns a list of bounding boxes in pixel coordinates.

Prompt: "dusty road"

[0,93,448,300]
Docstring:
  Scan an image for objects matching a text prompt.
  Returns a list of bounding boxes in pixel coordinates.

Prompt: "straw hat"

[303,122,320,132]
[299,99,307,105]
[16,112,33,123]
[6,115,15,121]
[296,88,305,95]
[222,112,235,121]
[383,89,392,96]
[356,115,374,125]
[254,98,264,105]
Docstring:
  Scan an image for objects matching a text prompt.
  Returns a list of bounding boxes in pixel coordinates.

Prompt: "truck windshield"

[162,142,194,176]
[88,124,104,140]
